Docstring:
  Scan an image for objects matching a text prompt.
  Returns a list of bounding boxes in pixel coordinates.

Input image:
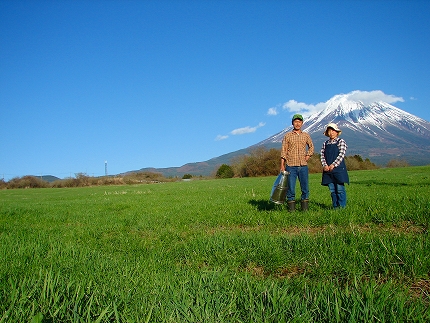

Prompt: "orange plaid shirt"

[281,130,314,166]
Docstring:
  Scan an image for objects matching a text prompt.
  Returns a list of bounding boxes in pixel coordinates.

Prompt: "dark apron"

[321,141,349,185]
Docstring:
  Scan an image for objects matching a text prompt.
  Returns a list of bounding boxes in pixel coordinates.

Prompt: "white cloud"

[410,96,417,101]
[283,100,310,112]
[231,122,265,135]
[282,90,404,117]
[282,100,325,117]
[267,107,278,116]
[343,90,404,105]
[215,135,229,141]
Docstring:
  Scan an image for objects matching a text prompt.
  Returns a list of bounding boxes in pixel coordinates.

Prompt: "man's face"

[293,119,303,130]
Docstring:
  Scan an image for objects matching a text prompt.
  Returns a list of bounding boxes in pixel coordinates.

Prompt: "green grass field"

[1,166,429,322]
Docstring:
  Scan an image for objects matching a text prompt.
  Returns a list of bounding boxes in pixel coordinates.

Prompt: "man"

[280,114,314,212]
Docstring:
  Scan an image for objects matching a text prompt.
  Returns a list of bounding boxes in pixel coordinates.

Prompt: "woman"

[320,123,349,208]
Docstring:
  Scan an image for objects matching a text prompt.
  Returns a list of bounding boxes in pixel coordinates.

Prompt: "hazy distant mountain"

[129,148,250,178]
[131,95,430,177]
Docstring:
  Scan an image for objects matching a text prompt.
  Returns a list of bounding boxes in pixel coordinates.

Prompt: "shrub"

[230,149,380,177]
[361,157,378,170]
[75,173,90,186]
[216,164,234,178]
[182,174,193,179]
[0,179,7,190]
[307,154,322,173]
[7,176,49,189]
[386,159,410,168]
[231,147,280,177]
[345,155,378,170]
[123,172,171,184]
[345,156,360,170]
[97,176,124,186]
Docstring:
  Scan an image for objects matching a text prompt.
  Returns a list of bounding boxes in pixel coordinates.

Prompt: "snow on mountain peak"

[258,91,430,146]
[304,93,427,135]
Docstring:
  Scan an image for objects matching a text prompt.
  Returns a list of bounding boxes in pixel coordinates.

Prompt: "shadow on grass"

[354,180,408,187]
[249,199,332,211]
[312,201,332,210]
[248,199,283,211]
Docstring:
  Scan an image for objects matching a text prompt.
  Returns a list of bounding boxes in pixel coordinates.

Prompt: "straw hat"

[324,123,342,136]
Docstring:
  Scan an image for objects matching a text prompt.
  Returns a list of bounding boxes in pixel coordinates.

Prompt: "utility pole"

[105,161,108,176]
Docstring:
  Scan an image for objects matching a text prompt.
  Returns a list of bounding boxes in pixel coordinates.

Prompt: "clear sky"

[1,0,429,180]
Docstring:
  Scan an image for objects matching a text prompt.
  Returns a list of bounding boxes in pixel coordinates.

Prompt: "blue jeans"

[328,183,347,208]
[286,166,309,201]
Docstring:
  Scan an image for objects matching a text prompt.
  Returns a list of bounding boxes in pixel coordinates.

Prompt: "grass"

[0,166,429,322]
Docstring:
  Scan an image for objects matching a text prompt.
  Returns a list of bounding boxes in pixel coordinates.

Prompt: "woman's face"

[327,128,339,139]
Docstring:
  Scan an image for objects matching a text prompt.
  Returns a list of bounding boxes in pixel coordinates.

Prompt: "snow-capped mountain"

[133,94,430,177]
[257,95,430,165]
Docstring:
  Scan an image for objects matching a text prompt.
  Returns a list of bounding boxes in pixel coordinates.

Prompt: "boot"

[287,201,295,212]
[331,192,338,208]
[301,199,309,211]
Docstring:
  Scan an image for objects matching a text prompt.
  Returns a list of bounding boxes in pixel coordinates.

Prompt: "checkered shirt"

[281,131,314,166]
[320,138,348,167]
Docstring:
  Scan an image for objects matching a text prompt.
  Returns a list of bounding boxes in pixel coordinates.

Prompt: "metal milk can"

[269,171,289,204]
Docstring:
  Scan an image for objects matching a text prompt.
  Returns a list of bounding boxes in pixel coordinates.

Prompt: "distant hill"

[124,148,250,178]
[124,95,430,177]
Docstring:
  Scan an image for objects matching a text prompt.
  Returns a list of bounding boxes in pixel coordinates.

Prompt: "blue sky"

[1,0,429,180]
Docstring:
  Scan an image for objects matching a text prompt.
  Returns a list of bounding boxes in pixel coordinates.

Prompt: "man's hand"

[280,158,285,172]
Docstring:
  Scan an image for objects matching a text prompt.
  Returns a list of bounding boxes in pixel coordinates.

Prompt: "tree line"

[0,172,177,189]
[215,147,405,178]
[0,148,410,188]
